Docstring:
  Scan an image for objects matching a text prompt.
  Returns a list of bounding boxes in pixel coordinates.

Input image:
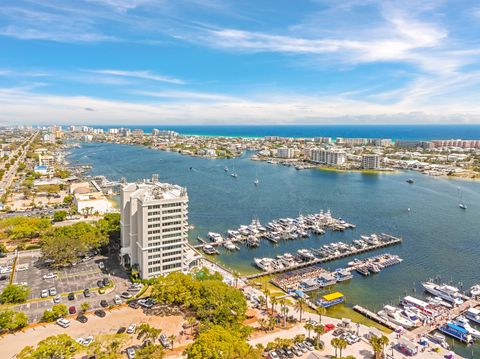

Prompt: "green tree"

[337,338,348,357]
[81,302,90,313]
[0,284,30,304]
[304,322,314,338]
[17,334,79,359]
[135,344,165,359]
[136,323,162,343]
[313,324,325,349]
[294,298,307,322]
[53,210,68,222]
[316,306,326,324]
[41,304,68,322]
[185,325,261,359]
[0,309,28,333]
[0,242,7,253]
[168,334,176,350]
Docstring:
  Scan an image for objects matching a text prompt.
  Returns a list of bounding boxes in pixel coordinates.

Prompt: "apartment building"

[120,176,188,279]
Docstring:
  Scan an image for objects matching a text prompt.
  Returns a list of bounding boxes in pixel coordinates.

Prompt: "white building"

[276,147,295,158]
[120,176,188,279]
[310,149,346,165]
[362,154,380,169]
[71,182,111,215]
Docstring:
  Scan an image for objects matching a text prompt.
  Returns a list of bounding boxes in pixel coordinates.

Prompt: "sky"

[1,0,480,125]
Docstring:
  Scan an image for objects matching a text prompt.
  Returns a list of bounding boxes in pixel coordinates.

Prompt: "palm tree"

[168,334,176,350]
[268,315,276,331]
[186,316,196,336]
[337,338,347,357]
[379,335,389,357]
[283,306,289,328]
[136,323,162,344]
[295,298,307,322]
[271,296,278,314]
[262,287,270,311]
[258,318,268,332]
[369,336,383,359]
[304,322,314,339]
[331,338,340,357]
[313,324,325,348]
[316,306,326,324]
[232,271,240,288]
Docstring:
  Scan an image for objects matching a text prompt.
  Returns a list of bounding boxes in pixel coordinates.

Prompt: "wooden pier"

[245,234,402,280]
[353,305,400,331]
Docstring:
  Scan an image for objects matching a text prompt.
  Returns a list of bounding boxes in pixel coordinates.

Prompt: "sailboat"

[230,161,238,178]
[458,188,467,210]
[253,171,259,186]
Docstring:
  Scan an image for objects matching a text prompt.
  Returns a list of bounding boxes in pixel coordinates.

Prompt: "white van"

[56,318,70,328]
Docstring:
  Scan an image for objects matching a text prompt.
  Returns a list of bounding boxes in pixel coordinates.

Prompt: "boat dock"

[246,234,402,279]
[353,305,400,331]
[410,298,480,337]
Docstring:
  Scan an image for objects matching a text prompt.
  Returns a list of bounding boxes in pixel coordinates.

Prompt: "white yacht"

[297,249,316,260]
[465,308,480,325]
[224,241,238,251]
[470,285,480,298]
[254,258,274,271]
[454,317,480,338]
[208,232,223,243]
[421,282,464,305]
[378,305,416,329]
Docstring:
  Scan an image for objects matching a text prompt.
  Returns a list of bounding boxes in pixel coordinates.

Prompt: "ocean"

[94,124,480,140]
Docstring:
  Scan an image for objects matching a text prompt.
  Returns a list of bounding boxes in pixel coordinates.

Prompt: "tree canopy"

[185,325,261,359]
[17,334,79,359]
[0,309,28,333]
[0,284,30,304]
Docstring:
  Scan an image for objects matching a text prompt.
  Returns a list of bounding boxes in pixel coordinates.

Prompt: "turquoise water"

[96,124,480,140]
[69,142,480,357]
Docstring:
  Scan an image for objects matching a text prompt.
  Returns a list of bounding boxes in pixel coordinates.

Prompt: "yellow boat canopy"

[322,292,344,301]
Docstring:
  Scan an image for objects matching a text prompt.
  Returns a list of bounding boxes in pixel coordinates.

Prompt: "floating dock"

[246,234,402,279]
[353,305,400,331]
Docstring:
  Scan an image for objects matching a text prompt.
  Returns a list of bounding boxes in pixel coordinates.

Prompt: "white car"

[126,348,136,359]
[98,262,105,269]
[82,336,94,346]
[49,287,57,296]
[113,295,122,305]
[53,295,61,303]
[127,323,136,334]
[41,289,49,298]
[43,273,57,280]
[76,338,84,345]
[56,318,70,328]
[303,341,314,351]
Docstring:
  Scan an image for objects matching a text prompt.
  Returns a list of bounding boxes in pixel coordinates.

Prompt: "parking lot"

[11,249,131,322]
[0,252,15,292]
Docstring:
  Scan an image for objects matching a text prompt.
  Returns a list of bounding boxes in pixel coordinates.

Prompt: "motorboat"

[421,282,463,305]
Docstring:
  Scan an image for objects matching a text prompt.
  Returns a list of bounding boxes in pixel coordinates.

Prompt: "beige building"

[71,182,111,215]
[120,176,188,279]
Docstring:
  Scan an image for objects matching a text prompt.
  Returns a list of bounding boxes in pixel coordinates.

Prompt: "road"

[0,131,38,193]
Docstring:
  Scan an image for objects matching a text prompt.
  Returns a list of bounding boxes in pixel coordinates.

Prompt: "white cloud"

[87,69,185,84]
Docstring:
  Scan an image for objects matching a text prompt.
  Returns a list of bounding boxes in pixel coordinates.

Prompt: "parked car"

[291,345,302,357]
[83,288,91,297]
[76,315,88,323]
[68,292,75,301]
[98,262,105,269]
[100,300,108,308]
[159,334,171,349]
[121,292,132,300]
[41,289,48,298]
[43,273,57,280]
[49,287,56,296]
[69,306,77,314]
[303,341,314,351]
[268,351,280,359]
[97,280,105,288]
[98,288,105,294]
[53,295,61,303]
[128,301,140,309]
[102,278,110,286]
[324,323,336,332]
[56,318,70,328]
[137,298,153,308]
[82,336,94,346]
[296,343,307,353]
[285,348,294,358]
[94,309,106,318]
[127,323,136,334]
[113,295,122,305]
[126,347,135,359]
[117,327,126,334]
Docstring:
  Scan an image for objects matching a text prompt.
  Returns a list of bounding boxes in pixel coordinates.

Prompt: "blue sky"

[1,0,480,125]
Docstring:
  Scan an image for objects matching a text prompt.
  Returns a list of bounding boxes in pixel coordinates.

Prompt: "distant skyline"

[1,0,480,125]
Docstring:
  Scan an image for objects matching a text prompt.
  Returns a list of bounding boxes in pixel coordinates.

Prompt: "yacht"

[470,285,480,298]
[465,308,480,325]
[378,305,416,329]
[439,322,473,344]
[224,241,238,251]
[254,258,274,271]
[333,268,353,282]
[400,307,422,326]
[426,333,450,349]
[253,178,259,186]
[428,296,453,309]
[202,245,218,255]
[421,282,464,305]
[356,266,370,276]
[208,232,223,243]
[230,172,238,178]
[224,166,228,172]
[297,249,315,261]
[453,317,480,338]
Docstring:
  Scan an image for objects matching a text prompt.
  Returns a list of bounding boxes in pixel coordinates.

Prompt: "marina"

[194,210,355,250]
[246,233,402,278]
